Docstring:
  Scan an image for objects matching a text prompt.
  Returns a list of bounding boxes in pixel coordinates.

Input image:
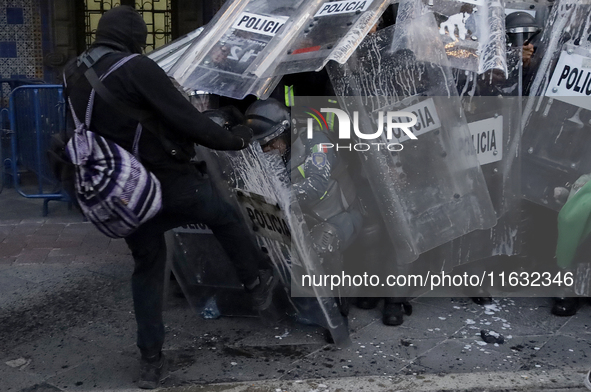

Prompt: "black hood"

[93,6,147,54]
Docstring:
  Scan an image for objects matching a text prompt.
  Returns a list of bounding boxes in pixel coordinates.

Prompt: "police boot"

[356,297,379,310]
[471,286,493,306]
[551,297,580,317]
[383,298,412,326]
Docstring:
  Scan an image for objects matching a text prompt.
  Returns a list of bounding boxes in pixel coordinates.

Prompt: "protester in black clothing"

[63,6,276,389]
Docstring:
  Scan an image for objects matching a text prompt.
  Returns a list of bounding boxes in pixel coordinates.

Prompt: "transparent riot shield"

[168,0,391,99]
[522,1,591,210]
[168,143,350,346]
[326,14,496,268]
[250,0,392,78]
[397,0,507,76]
[147,27,204,73]
[425,46,524,276]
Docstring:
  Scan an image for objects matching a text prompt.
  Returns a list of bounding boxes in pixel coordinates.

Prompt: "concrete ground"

[1,185,591,392]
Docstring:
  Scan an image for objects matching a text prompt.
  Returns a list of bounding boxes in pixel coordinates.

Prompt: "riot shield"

[397,0,507,76]
[168,142,351,346]
[148,27,204,73]
[251,0,392,78]
[326,14,496,268]
[168,0,391,99]
[425,46,524,276]
[522,1,591,210]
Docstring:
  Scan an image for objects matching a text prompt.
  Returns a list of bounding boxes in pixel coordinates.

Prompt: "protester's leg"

[207,209,267,285]
[123,170,272,388]
[124,218,172,390]
[198,185,278,308]
[125,223,168,360]
[162,172,274,305]
[165,175,263,284]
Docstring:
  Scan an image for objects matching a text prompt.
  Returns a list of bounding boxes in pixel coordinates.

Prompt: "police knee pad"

[310,221,342,255]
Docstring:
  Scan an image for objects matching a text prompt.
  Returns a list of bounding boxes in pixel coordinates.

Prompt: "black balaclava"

[93,6,148,54]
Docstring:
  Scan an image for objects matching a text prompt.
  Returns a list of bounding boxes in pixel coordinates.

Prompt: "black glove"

[203,106,245,129]
[230,124,253,149]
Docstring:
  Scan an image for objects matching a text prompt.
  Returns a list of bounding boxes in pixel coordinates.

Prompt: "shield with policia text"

[415,45,525,292]
[521,1,591,211]
[518,0,591,295]
[166,140,351,346]
[324,12,496,296]
[167,0,392,99]
[154,0,398,343]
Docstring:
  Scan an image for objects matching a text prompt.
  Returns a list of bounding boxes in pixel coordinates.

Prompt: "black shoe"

[551,297,579,317]
[383,302,412,326]
[470,286,493,306]
[357,297,379,310]
[138,353,168,389]
[248,269,278,311]
[472,296,493,306]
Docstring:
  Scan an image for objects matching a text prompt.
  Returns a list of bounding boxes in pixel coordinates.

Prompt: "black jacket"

[64,6,245,181]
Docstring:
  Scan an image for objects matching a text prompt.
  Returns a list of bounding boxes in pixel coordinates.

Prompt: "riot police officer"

[245,97,363,338]
[246,98,362,259]
[505,11,540,68]
[505,11,541,94]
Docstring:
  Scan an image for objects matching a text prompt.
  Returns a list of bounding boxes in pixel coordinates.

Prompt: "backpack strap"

[84,57,190,162]
[66,54,144,158]
[84,54,151,124]
[77,45,117,68]
[85,54,140,129]
[67,54,139,130]
[63,46,117,94]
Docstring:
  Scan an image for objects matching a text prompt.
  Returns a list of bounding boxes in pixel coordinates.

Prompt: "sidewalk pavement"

[1,186,591,392]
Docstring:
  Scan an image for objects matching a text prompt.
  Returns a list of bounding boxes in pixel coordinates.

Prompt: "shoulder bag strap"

[84,56,187,161]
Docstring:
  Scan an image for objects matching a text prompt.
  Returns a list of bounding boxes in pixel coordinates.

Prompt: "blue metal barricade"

[8,85,69,216]
[1,107,10,191]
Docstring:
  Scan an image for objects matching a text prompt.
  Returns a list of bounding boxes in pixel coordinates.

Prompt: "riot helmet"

[245,98,291,146]
[505,11,541,47]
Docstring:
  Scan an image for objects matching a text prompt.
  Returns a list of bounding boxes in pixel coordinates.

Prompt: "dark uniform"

[63,6,275,389]
[290,131,362,250]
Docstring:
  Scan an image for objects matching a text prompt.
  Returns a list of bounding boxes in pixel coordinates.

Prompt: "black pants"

[125,170,265,358]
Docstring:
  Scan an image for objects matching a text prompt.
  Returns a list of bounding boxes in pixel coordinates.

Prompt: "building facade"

[1,0,224,105]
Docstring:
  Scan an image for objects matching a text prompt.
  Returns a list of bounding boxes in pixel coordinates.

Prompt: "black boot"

[382,298,412,326]
[356,297,379,310]
[138,353,168,389]
[551,297,580,317]
[470,287,493,306]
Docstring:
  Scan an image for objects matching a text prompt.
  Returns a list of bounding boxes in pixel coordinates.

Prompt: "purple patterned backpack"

[65,54,162,238]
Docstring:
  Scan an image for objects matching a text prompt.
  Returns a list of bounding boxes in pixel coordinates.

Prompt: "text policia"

[314,1,373,17]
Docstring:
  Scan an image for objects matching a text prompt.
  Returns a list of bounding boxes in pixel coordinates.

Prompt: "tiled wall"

[1,0,45,104]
